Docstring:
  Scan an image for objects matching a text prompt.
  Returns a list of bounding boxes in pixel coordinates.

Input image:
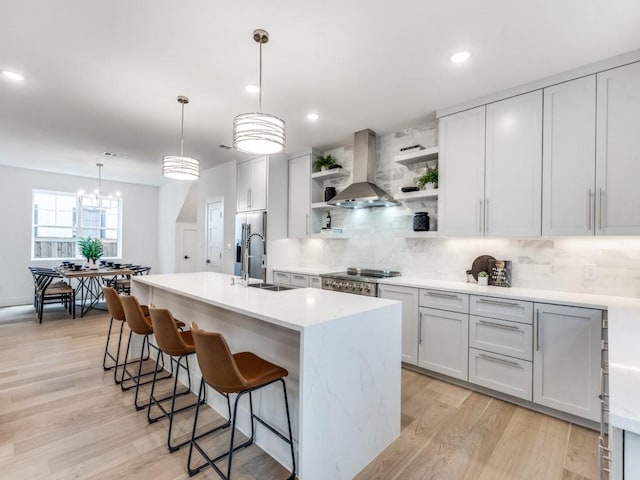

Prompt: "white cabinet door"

[624,430,640,479]
[272,271,291,286]
[542,76,597,236]
[288,155,311,238]
[596,62,640,235]
[439,106,486,236]
[533,303,601,422]
[378,285,419,366]
[309,276,321,289]
[469,348,533,401]
[237,157,267,212]
[485,90,543,237]
[290,273,310,287]
[418,307,468,380]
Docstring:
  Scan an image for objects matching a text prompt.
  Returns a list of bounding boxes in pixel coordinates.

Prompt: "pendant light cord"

[180,102,185,156]
[258,40,263,111]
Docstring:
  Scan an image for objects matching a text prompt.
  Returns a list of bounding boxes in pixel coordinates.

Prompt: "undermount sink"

[248,283,296,292]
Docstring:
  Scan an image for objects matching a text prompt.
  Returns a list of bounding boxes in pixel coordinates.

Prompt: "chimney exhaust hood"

[327,129,399,209]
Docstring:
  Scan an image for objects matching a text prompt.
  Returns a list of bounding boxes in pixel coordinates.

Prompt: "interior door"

[206,201,224,272]
[179,227,198,273]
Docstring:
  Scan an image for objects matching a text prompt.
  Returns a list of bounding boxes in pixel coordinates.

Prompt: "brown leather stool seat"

[187,322,296,480]
[120,295,174,410]
[147,308,228,453]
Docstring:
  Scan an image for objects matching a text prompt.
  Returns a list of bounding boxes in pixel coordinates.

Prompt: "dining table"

[57,266,135,317]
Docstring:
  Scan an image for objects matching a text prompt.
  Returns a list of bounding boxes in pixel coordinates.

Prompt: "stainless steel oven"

[320,268,401,297]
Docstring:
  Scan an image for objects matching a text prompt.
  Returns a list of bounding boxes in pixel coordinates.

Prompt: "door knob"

[206,259,211,264]
[184,255,190,259]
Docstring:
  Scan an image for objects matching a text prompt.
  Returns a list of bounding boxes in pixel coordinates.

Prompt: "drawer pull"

[425,290,459,299]
[477,298,520,307]
[292,275,305,279]
[478,319,521,331]
[478,352,522,368]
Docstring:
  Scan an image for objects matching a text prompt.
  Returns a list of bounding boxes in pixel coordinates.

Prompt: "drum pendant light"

[163,96,200,180]
[233,29,286,154]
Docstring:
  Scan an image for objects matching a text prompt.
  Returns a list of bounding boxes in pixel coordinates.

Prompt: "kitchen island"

[132,272,401,480]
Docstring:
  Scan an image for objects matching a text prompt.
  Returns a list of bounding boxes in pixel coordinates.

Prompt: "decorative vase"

[89,259,99,270]
[425,182,437,190]
[478,276,488,286]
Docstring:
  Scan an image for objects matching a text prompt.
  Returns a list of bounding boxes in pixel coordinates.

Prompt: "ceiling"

[1,0,639,186]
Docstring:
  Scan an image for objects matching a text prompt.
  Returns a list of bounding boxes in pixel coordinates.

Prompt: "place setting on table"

[57,260,138,316]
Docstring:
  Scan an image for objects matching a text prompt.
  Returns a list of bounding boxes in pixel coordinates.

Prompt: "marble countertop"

[379,276,640,434]
[273,266,340,275]
[133,272,396,333]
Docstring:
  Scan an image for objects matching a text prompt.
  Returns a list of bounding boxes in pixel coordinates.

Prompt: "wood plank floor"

[0,306,599,479]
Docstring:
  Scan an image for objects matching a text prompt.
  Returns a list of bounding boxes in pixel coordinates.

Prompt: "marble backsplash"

[297,121,640,299]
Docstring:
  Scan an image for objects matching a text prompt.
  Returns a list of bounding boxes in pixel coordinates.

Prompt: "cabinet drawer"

[469,316,533,361]
[419,289,469,313]
[470,296,533,324]
[309,276,321,289]
[469,348,533,401]
[273,271,291,286]
[290,273,310,287]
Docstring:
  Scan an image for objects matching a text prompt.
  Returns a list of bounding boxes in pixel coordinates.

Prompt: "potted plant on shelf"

[478,271,489,286]
[313,154,337,172]
[417,167,438,190]
[78,237,104,269]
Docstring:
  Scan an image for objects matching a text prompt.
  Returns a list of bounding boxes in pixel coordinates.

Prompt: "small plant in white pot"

[313,154,337,172]
[478,271,489,286]
[417,167,438,190]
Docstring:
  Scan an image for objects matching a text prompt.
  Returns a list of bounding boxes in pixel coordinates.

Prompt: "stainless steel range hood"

[327,129,399,209]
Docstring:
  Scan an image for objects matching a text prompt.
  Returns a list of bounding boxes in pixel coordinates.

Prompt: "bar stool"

[120,295,173,410]
[147,308,230,453]
[187,322,296,480]
[102,286,149,384]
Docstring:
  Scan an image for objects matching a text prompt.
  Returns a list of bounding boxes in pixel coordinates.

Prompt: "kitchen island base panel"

[133,280,401,480]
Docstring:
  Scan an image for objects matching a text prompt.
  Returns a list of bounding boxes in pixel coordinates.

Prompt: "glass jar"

[413,212,430,231]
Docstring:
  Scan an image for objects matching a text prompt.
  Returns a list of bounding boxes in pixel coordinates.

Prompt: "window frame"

[31,189,123,261]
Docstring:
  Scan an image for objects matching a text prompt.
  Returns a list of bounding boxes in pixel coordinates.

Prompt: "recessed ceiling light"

[2,70,24,82]
[306,113,319,121]
[450,51,471,64]
[245,84,260,94]
[219,144,232,150]
[104,151,128,158]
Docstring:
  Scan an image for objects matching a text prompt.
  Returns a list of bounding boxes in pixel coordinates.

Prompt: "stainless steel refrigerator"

[234,211,267,281]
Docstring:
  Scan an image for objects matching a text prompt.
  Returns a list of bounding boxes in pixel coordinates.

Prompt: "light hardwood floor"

[0,306,599,479]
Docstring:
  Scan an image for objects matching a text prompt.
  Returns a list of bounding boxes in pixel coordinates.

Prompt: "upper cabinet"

[596,62,640,235]
[439,91,542,237]
[287,154,312,238]
[237,156,267,212]
[485,90,542,237]
[542,76,597,236]
[439,106,486,236]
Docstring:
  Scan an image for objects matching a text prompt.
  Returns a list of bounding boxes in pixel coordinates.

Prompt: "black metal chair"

[28,267,75,323]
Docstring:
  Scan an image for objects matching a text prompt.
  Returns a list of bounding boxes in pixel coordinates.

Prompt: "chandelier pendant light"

[233,29,286,154]
[163,96,200,180]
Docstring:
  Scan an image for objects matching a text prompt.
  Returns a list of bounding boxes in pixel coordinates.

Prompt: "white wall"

[196,161,237,274]
[157,179,193,274]
[0,164,158,306]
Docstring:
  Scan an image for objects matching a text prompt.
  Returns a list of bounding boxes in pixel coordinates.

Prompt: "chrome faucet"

[243,232,266,286]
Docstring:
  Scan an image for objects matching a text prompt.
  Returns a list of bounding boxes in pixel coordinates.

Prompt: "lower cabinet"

[378,285,419,365]
[469,348,533,400]
[272,271,321,289]
[418,307,469,381]
[533,303,602,422]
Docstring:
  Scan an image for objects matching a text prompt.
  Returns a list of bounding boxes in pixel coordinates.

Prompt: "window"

[32,190,122,260]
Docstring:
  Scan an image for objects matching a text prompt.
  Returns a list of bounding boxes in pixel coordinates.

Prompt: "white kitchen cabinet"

[237,156,267,212]
[378,284,419,366]
[273,271,291,286]
[290,273,310,287]
[288,154,312,238]
[469,295,532,324]
[624,430,640,479]
[542,76,597,236]
[272,270,322,289]
[485,90,543,237]
[418,307,469,381]
[309,276,321,289]
[469,316,533,361]
[419,289,469,314]
[439,106,486,236]
[469,347,533,401]
[533,303,601,422]
[596,61,640,235]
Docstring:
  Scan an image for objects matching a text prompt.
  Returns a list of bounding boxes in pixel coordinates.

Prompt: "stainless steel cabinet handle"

[485,198,490,234]
[478,353,522,368]
[588,189,593,231]
[305,214,309,236]
[292,275,305,280]
[478,319,521,331]
[598,188,603,231]
[425,290,459,299]
[477,298,519,307]
[418,313,423,344]
[479,199,483,234]
[247,190,251,209]
[248,189,253,208]
[536,309,541,351]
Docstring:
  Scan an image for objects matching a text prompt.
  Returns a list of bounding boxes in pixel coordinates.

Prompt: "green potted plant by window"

[78,237,104,268]
[417,167,438,190]
[313,154,337,172]
[478,271,489,286]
